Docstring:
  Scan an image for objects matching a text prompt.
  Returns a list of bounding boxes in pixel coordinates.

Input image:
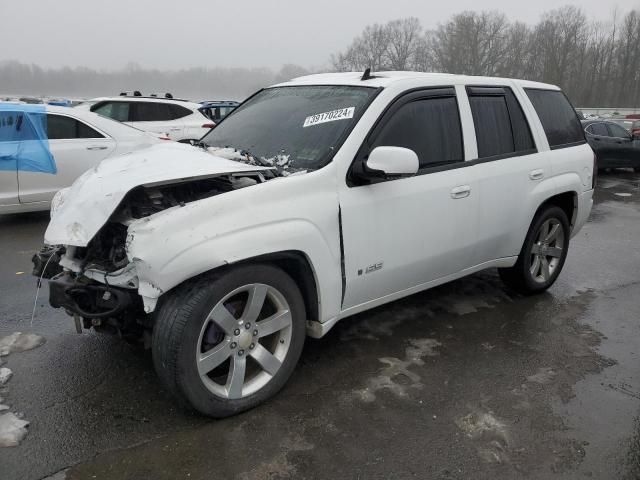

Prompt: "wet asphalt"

[0,171,639,480]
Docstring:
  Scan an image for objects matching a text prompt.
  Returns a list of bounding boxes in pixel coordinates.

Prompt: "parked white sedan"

[0,104,162,214]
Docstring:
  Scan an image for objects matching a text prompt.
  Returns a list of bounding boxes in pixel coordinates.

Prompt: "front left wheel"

[152,264,306,417]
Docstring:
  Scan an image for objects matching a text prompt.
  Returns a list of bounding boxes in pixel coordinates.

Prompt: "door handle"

[169,127,181,131]
[450,185,471,199]
[529,169,544,181]
[86,146,108,151]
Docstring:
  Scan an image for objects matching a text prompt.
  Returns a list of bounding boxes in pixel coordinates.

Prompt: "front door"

[339,89,477,310]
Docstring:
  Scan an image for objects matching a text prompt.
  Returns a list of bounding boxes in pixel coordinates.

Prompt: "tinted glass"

[525,89,584,148]
[93,102,130,122]
[607,123,631,138]
[132,102,172,122]
[201,86,377,172]
[373,96,463,168]
[469,96,514,157]
[504,89,535,151]
[586,123,608,136]
[46,114,104,139]
[169,104,192,120]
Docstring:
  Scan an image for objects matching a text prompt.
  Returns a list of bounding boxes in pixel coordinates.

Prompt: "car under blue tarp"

[0,103,56,174]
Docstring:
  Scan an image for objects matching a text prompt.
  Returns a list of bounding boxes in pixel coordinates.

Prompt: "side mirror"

[365,146,419,178]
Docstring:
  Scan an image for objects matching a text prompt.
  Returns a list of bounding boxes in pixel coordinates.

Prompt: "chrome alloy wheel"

[529,218,565,283]
[196,283,293,399]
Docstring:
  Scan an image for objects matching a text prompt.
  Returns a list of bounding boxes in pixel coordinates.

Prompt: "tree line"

[331,6,640,107]
[0,62,310,101]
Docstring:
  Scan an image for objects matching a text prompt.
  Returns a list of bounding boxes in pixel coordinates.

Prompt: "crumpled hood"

[44,142,268,246]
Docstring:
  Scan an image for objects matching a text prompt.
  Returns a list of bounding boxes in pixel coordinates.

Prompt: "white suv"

[76,96,215,142]
[37,72,594,417]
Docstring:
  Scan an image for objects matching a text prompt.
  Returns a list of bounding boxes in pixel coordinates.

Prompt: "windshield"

[200,85,378,174]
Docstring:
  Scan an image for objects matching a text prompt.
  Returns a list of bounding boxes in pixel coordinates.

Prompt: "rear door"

[18,113,115,203]
[463,85,544,265]
[606,122,636,166]
[340,88,478,310]
[130,102,183,140]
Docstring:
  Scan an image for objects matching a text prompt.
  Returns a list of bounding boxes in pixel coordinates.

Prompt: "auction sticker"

[303,107,355,127]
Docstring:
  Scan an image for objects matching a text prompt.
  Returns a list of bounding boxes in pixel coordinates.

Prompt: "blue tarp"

[0,103,56,174]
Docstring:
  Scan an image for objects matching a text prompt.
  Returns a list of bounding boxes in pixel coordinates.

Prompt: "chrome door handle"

[450,185,471,199]
[86,146,108,151]
[529,169,544,180]
[169,127,181,131]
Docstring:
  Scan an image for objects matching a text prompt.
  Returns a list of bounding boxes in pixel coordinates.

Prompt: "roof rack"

[116,91,189,102]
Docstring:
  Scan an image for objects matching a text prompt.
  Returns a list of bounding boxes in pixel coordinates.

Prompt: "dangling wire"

[30,249,58,327]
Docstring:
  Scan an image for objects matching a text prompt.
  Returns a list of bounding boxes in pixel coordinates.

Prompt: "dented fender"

[124,169,342,322]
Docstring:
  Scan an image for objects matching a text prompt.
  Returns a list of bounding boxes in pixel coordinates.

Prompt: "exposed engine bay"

[33,172,267,343]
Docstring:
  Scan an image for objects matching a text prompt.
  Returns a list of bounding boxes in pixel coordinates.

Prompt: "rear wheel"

[152,264,306,417]
[499,206,570,295]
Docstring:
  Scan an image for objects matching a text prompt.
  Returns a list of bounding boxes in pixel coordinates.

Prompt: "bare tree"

[386,18,423,70]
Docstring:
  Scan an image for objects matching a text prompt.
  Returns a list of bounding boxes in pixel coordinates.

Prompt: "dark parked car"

[582,120,640,172]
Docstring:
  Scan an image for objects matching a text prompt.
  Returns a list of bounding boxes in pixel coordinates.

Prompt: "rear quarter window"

[525,89,585,149]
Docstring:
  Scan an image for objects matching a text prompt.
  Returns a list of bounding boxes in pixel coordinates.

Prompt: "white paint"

[0,332,46,357]
[44,142,268,246]
[0,412,29,447]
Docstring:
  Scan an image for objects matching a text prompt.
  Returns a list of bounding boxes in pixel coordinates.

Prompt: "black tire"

[634,167,640,173]
[152,264,306,417]
[499,205,570,295]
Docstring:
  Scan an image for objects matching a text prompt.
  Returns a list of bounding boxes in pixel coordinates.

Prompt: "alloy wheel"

[529,218,565,284]
[195,283,293,399]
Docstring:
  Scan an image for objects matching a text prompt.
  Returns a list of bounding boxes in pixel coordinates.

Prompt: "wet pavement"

[0,170,639,480]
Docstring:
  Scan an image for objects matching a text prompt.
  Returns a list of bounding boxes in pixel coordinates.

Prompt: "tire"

[499,205,570,295]
[634,167,640,173]
[152,264,306,417]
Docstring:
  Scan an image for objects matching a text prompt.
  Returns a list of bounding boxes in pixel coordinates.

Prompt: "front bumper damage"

[32,246,146,338]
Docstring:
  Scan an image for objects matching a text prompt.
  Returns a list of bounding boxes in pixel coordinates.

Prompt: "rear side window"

[131,102,173,122]
[46,114,104,139]
[169,104,192,120]
[373,96,463,169]
[525,89,585,148]
[585,123,608,136]
[92,102,130,122]
[467,87,535,159]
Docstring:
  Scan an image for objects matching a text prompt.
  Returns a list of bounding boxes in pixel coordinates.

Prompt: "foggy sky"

[1,0,638,70]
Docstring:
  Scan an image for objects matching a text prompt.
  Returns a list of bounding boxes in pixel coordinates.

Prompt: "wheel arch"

[538,190,578,230]
[231,250,320,325]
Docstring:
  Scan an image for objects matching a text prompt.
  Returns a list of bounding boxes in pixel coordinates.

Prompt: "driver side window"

[371,96,464,170]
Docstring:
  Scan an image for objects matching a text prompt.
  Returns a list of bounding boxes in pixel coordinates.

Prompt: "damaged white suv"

[35,72,594,417]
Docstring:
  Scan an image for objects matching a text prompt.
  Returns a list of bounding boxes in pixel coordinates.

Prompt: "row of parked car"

[0,94,239,214]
